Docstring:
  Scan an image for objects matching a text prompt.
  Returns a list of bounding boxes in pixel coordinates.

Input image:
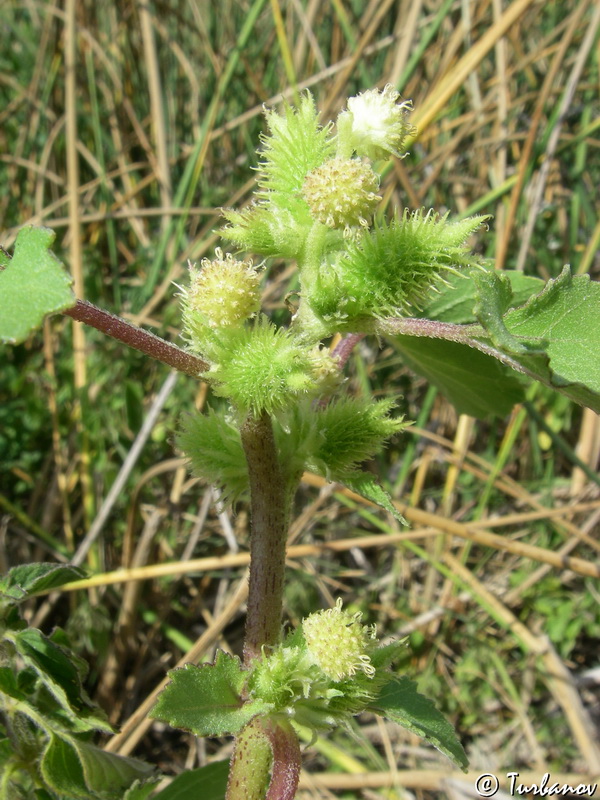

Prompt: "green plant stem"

[240,411,290,664]
[226,717,273,800]
[62,300,208,377]
[226,718,301,800]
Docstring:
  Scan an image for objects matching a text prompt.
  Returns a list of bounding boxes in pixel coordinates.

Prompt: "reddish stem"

[240,411,289,664]
[62,299,208,377]
[379,316,539,379]
[331,332,365,369]
[264,720,302,800]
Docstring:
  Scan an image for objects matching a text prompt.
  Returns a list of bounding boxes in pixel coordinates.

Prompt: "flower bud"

[302,599,376,681]
[184,249,261,330]
[307,345,343,396]
[302,157,380,231]
[341,85,413,161]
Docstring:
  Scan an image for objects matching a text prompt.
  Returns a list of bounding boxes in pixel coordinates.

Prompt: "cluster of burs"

[180,85,484,418]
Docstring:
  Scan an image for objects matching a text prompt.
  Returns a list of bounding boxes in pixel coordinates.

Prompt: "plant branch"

[331,333,365,369]
[226,717,272,800]
[62,299,208,377]
[240,411,289,664]
[264,719,301,800]
[377,316,540,379]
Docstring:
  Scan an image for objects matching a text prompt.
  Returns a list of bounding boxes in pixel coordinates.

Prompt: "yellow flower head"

[184,249,261,330]
[302,599,377,682]
[302,157,380,232]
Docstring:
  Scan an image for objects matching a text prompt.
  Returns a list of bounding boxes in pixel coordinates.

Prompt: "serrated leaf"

[421,269,543,324]
[502,267,600,405]
[388,267,536,417]
[393,267,600,413]
[0,226,75,344]
[393,335,526,418]
[151,651,270,736]
[473,270,532,354]
[11,628,90,712]
[0,563,85,608]
[368,676,468,771]
[338,471,406,524]
[151,760,230,800]
[41,734,155,800]
[9,628,112,733]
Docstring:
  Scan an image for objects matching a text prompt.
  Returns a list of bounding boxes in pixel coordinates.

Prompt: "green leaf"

[11,628,89,712]
[150,651,270,737]
[0,226,75,344]
[421,269,543,324]
[41,734,93,799]
[388,268,537,417]
[0,563,85,608]
[338,471,406,524]
[473,270,534,354]
[151,760,230,800]
[391,267,600,414]
[392,335,526,418]
[41,734,155,800]
[368,676,468,771]
[0,666,26,701]
[10,628,112,732]
[501,267,600,409]
[123,779,162,800]
[70,739,156,799]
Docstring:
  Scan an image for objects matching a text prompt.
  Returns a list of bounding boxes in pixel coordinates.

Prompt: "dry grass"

[1,0,599,797]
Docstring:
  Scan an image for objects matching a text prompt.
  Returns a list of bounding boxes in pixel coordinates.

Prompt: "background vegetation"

[1,0,599,796]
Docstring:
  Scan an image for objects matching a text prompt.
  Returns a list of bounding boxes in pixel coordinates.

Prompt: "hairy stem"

[331,332,365,369]
[377,316,543,380]
[62,299,208,377]
[240,411,290,664]
[264,719,301,800]
[226,717,272,800]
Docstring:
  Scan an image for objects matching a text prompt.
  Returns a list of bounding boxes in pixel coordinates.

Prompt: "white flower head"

[342,85,413,161]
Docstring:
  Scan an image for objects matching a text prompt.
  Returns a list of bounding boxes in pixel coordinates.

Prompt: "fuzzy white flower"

[341,85,413,161]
